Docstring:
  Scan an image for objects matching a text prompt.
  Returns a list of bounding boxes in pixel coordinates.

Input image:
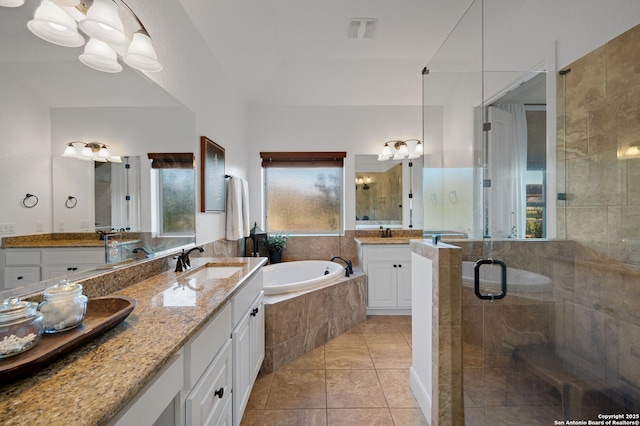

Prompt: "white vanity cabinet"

[109,268,265,426]
[109,351,185,426]
[185,303,233,426]
[231,270,264,426]
[359,244,412,314]
[40,248,105,280]
[2,247,104,289]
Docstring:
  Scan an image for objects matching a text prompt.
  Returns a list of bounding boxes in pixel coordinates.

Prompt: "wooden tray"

[0,295,136,382]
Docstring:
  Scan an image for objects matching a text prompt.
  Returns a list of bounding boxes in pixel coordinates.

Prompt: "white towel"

[226,176,250,240]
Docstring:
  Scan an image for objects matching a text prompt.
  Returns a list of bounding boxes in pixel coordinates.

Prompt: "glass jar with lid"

[38,280,88,333]
[0,298,44,358]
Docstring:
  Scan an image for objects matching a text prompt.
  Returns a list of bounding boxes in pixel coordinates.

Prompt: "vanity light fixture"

[377,139,423,161]
[355,176,371,190]
[63,141,122,162]
[4,0,162,73]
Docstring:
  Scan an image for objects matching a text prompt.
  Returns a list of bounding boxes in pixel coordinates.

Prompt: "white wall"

[247,105,431,230]
[0,70,52,236]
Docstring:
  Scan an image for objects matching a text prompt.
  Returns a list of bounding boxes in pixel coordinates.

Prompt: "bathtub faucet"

[330,256,353,277]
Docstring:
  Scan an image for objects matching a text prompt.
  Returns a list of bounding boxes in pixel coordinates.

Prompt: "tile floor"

[241,315,428,426]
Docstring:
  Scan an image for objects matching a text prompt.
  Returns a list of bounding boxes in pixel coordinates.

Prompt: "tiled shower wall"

[556,22,640,400]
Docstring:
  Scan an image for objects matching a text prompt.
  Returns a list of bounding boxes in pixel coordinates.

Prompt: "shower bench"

[511,344,616,420]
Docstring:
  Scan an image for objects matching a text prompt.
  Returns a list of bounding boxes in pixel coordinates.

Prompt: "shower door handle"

[474,259,507,301]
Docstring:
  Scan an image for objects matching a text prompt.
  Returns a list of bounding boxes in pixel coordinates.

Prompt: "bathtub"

[262,260,345,295]
[461,261,552,294]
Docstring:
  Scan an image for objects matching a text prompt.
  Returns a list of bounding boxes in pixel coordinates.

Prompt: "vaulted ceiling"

[2,0,640,108]
[179,0,640,106]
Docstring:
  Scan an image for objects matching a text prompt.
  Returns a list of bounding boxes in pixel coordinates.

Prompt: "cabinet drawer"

[5,250,41,266]
[232,269,263,325]
[4,267,40,288]
[187,339,232,426]
[362,245,411,262]
[186,303,232,388]
[42,248,104,265]
[41,265,101,281]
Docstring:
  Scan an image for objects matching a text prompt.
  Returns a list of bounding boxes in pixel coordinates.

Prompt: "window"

[261,152,346,234]
[148,153,196,236]
[157,168,195,234]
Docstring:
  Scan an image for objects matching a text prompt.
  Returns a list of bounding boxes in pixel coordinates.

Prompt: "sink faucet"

[132,247,151,258]
[175,246,205,272]
[379,226,392,238]
[96,230,107,240]
[330,256,353,277]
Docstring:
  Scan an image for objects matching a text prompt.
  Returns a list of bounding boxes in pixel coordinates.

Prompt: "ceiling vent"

[346,18,377,40]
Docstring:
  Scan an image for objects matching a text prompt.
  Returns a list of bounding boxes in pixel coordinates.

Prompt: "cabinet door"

[249,294,265,381]
[396,262,412,308]
[187,340,233,426]
[232,311,251,426]
[367,263,397,307]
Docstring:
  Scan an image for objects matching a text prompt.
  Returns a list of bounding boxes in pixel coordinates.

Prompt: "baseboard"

[409,366,432,425]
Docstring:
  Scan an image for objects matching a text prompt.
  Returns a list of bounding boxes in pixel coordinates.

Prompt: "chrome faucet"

[330,256,353,277]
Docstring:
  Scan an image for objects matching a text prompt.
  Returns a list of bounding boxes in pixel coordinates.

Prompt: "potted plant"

[265,232,289,264]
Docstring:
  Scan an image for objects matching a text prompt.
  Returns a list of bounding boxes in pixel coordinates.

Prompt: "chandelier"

[378,139,423,161]
[1,0,162,73]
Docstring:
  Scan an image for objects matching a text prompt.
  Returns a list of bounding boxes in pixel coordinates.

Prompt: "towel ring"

[65,196,78,209]
[22,193,38,208]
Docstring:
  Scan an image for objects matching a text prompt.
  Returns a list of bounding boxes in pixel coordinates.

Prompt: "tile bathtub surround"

[262,273,367,373]
[276,229,423,266]
[242,315,427,426]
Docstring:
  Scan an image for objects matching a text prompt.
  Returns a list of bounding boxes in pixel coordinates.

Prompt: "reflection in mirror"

[355,154,423,229]
[53,156,141,233]
[356,161,402,226]
[0,3,196,297]
[484,72,547,239]
[95,157,141,232]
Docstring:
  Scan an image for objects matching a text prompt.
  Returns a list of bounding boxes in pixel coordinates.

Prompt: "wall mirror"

[0,3,195,294]
[355,154,423,229]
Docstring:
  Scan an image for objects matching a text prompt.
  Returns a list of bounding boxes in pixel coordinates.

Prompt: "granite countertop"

[2,233,106,249]
[0,256,266,426]
[354,237,415,245]
[3,239,106,248]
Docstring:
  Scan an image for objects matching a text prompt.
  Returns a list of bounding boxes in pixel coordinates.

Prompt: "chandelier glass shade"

[0,0,25,7]
[4,0,162,73]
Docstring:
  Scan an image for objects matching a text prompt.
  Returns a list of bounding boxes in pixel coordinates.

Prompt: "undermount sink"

[181,266,242,280]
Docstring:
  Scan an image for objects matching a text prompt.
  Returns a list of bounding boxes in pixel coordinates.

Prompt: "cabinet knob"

[250,307,259,317]
[398,264,402,268]
[214,387,224,399]
[17,276,23,280]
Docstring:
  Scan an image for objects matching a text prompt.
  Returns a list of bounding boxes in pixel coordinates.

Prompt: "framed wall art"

[200,136,226,212]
